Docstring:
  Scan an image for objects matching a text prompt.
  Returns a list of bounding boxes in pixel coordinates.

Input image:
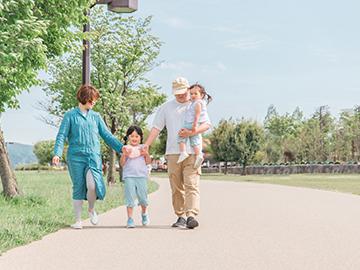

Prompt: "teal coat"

[54,108,123,200]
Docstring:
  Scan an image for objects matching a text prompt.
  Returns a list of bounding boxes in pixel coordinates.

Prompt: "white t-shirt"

[152,99,211,155]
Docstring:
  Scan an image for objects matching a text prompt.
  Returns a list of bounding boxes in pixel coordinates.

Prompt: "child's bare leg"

[140,205,150,225]
[193,145,200,156]
[179,142,186,153]
[127,207,133,218]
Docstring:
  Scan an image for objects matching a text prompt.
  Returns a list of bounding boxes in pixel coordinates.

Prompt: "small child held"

[120,126,151,228]
[177,83,212,168]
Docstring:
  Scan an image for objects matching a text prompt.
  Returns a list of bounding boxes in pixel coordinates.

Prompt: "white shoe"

[70,221,83,229]
[194,155,204,169]
[89,210,99,225]
[177,152,189,163]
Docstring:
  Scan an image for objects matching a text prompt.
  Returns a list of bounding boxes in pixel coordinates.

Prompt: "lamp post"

[82,0,138,85]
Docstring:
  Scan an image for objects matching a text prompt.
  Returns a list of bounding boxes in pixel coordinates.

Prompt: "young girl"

[177,84,212,168]
[52,85,123,229]
[120,126,151,228]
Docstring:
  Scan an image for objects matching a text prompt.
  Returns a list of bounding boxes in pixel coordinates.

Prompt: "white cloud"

[210,25,243,34]
[224,38,264,50]
[310,48,338,63]
[159,16,189,29]
[160,61,195,71]
[160,61,227,73]
[216,62,227,71]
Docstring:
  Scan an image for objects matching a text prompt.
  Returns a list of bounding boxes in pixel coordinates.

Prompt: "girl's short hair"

[76,85,100,105]
[189,83,213,104]
[123,126,144,144]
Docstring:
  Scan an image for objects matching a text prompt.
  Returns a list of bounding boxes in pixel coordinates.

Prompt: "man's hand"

[140,145,149,156]
[52,156,60,166]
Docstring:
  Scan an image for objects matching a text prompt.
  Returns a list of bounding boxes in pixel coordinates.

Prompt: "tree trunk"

[118,165,123,183]
[224,161,228,175]
[107,148,116,185]
[241,163,247,175]
[0,128,20,197]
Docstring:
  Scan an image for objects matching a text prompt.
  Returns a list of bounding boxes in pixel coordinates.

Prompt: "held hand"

[52,156,60,166]
[178,128,193,138]
[140,145,149,156]
[122,146,131,157]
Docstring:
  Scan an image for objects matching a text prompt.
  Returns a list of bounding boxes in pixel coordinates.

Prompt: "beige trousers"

[166,154,201,217]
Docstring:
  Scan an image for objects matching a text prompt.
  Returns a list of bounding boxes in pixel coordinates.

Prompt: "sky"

[2,0,360,145]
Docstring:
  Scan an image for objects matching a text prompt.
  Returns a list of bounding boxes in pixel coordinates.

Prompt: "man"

[145,77,211,229]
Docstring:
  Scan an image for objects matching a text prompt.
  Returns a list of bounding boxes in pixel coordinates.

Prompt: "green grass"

[0,171,158,254]
[152,172,360,195]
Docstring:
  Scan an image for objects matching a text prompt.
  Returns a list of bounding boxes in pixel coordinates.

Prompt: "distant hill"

[6,142,38,168]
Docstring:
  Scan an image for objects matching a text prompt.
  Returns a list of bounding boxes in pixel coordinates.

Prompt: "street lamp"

[82,0,138,85]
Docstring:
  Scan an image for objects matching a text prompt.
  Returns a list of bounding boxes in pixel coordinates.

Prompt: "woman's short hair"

[76,85,100,105]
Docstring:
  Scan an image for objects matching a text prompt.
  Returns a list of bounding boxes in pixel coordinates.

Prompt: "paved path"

[2,178,360,270]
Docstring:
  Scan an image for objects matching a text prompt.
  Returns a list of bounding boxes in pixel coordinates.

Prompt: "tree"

[210,119,236,174]
[42,7,166,184]
[0,0,91,197]
[33,140,56,165]
[149,128,167,160]
[233,120,263,175]
[263,105,303,163]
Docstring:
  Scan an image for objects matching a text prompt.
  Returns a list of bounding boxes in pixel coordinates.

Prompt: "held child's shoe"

[70,221,83,229]
[127,217,135,228]
[89,210,98,225]
[141,213,150,226]
[194,155,204,169]
[177,152,189,163]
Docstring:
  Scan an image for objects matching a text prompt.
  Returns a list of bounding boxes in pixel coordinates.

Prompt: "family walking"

[52,77,212,230]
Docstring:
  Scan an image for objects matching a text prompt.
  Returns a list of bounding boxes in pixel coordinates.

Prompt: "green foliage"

[0,171,159,253]
[263,105,303,163]
[0,0,91,112]
[33,140,55,165]
[43,7,166,139]
[149,128,167,159]
[210,119,236,163]
[233,119,263,172]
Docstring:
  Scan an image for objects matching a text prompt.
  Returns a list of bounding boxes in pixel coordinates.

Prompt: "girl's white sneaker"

[70,221,83,229]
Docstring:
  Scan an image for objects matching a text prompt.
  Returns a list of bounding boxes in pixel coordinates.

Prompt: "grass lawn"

[153,172,360,195]
[0,171,158,254]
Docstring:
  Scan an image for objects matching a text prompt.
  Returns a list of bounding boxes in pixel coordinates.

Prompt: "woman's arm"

[97,114,123,153]
[53,113,71,161]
